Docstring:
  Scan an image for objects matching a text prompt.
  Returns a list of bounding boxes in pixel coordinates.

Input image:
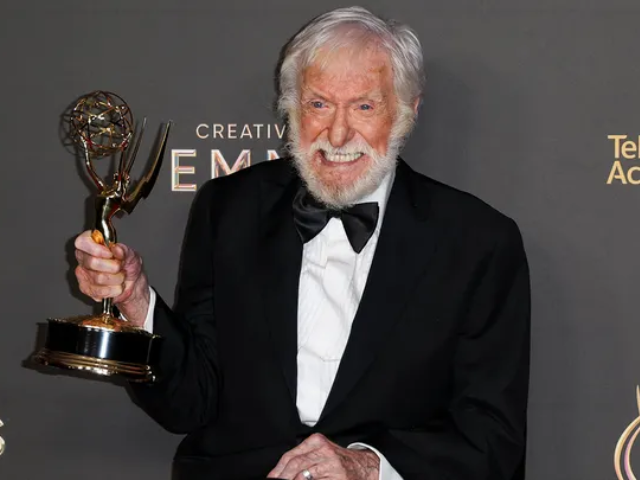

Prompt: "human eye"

[359,103,373,111]
[310,100,325,109]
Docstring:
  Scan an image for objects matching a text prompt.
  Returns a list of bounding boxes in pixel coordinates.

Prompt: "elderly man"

[74,6,530,480]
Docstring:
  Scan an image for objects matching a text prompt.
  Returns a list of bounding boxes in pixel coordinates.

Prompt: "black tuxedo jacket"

[131,158,530,480]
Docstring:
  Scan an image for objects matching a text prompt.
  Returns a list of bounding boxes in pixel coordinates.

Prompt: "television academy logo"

[607,135,640,184]
[614,387,640,479]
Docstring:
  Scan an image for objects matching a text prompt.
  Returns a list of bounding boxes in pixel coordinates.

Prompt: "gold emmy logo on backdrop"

[34,91,171,383]
[0,418,5,456]
[614,387,640,479]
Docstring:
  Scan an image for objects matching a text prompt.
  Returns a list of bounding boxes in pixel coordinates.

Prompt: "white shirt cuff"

[141,287,156,333]
[348,442,404,480]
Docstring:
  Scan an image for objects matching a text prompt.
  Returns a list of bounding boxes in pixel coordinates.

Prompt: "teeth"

[322,151,364,163]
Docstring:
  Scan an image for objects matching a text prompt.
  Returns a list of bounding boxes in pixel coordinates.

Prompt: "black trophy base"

[35,314,162,383]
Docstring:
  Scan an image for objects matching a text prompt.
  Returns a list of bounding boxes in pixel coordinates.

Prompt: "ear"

[413,97,422,115]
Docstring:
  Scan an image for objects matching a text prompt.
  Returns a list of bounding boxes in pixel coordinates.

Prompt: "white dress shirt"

[142,167,403,480]
[295,168,402,480]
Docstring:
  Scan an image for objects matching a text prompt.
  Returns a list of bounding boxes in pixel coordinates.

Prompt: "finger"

[76,268,124,301]
[78,278,123,299]
[120,247,143,275]
[110,243,128,260]
[269,438,330,480]
[110,244,143,278]
[292,463,325,480]
[122,260,143,284]
[269,438,324,478]
[74,231,112,258]
[90,284,124,299]
[111,242,139,263]
[86,270,126,286]
[301,433,331,449]
[275,452,325,480]
[76,251,123,274]
[75,266,101,302]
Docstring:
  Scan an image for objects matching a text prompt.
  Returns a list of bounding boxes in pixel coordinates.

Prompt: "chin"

[301,159,386,208]
[288,137,399,208]
[315,152,371,183]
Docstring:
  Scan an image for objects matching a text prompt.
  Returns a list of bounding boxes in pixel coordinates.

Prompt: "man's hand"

[74,230,150,327]
[267,433,380,480]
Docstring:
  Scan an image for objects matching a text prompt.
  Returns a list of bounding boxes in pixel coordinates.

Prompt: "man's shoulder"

[403,162,519,237]
[199,157,295,196]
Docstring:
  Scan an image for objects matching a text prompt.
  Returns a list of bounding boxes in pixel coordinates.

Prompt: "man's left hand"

[267,433,379,480]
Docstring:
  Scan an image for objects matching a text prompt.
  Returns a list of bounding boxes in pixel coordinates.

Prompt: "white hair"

[277,6,425,138]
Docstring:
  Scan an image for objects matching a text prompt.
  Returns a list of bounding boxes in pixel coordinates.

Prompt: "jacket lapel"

[318,160,438,423]
[259,163,302,405]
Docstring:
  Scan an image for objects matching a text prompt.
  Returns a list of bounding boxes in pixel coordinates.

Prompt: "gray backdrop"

[1,0,637,478]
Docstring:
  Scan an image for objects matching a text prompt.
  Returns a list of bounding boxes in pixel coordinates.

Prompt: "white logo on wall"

[171,122,286,192]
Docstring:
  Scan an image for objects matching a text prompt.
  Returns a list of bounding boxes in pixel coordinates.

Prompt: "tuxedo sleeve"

[128,181,220,434]
[363,219,530,480]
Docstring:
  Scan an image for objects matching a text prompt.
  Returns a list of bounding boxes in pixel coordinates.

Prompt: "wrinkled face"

[289,45,399,207]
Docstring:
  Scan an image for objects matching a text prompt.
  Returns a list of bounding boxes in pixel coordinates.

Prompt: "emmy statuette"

[35,91,171,383]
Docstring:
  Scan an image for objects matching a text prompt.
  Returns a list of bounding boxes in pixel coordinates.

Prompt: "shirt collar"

[356,166,396,229]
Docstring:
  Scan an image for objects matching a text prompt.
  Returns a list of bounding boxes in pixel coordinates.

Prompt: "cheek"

[299,113,326,146]
[358,121,393,152]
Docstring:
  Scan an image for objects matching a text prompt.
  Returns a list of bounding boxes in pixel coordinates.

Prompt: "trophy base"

[34,314,162,383]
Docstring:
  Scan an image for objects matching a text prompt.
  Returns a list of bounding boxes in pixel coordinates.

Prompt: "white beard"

[287,123,402,209]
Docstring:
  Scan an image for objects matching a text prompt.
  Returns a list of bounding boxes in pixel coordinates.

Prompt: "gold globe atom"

[70,91,134,158]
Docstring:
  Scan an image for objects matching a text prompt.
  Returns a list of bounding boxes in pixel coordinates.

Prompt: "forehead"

[301,45,394,99]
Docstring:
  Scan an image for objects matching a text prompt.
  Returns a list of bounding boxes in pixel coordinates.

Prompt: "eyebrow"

[351,94,384,103]
[301,88,385,103]
[301,87,330,100]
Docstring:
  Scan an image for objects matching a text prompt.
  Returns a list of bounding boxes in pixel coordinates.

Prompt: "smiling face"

[288,44,400,207]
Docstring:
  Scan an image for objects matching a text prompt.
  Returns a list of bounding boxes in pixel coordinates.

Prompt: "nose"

[328,107,355,148]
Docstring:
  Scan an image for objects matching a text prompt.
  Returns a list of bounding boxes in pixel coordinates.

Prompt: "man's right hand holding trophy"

[74,231,150,329]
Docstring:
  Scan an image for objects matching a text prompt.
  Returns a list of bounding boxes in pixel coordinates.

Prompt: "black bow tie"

[292,187,380,254]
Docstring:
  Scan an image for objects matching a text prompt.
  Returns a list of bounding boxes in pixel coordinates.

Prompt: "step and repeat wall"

[1,0,639,479]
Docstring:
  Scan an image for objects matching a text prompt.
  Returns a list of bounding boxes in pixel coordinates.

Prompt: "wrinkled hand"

[74,230,150,326]
[267,433,379,480]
